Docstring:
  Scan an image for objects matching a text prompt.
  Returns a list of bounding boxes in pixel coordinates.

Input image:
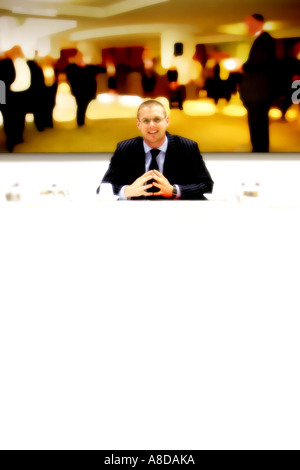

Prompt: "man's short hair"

[251,13,264,23]
[137,100,167,119]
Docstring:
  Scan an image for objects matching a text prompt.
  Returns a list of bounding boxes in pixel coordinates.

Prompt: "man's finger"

[136,171,154,183]
[142,173,156,183]
[151,174,164,183]
[143,170,156,179]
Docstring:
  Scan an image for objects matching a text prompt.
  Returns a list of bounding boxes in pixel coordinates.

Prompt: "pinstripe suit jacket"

[100,132,213,200]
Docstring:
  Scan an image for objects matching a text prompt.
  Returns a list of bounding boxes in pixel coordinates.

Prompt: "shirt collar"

[143,135,168,154]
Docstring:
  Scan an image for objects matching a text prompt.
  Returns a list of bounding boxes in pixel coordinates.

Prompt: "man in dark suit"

[99,99,213,200]
[239,14,277,152]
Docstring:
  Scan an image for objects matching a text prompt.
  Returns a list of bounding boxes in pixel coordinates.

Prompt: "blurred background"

[0,0,299,153]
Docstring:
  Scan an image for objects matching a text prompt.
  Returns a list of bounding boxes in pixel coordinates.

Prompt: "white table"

[0,199,299,450]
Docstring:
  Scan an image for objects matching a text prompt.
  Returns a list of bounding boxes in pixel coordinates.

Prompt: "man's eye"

[141,118,163,124]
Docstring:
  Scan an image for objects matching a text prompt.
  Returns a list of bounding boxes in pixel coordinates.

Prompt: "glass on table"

[39,184,69,201]
[236,181,262,205]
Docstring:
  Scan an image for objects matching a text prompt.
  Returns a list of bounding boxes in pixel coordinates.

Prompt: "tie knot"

[150,148,160,158]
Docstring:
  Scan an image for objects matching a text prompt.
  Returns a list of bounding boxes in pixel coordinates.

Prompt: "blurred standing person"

[239,14,277,152]
[0,57,13,150]
[66,50,105,126]
[167,69,185,110]
[1,46,30,151]
[42,60,59,129]
[27,58,48,132]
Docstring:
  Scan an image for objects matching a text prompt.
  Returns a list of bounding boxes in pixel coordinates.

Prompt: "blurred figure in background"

[26,57,48,132]
[0,46,29,151]
[66,50,105,126]
[205,62,232,104]
[239,14,277,152]
[0,56,16,149]
[142,68,157,96]
[0,46,55,151]
[40,57,59,129]
[167,68,185,110]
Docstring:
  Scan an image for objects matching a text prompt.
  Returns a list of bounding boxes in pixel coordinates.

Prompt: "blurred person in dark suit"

[0,58,16,147]
[26,59,48,132]
[205,62,232,104]
[142,69,157,95]
[66,51,105,126]
[98,99,213,200]
[43,73,58,129]
[167,69,185,110]
[0,46,29,151]
[239,14,277,152]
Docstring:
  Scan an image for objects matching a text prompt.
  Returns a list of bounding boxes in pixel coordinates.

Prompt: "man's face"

[136,104,169,148]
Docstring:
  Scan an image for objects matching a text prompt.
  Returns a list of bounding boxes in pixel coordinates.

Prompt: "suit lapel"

[163,133,177,176]
[129,137,145,180]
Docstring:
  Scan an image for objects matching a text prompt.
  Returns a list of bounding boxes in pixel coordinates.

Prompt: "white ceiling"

[0,0,299,53]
